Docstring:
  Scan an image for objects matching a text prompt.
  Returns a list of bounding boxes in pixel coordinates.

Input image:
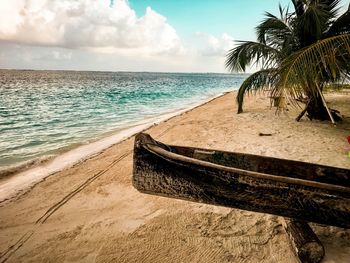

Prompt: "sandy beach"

[0,91,349,263]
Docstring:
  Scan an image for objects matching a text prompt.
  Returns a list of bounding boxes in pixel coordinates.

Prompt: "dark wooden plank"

[132,133,350,228]
[296,99,311,122]
[283,219,324,263]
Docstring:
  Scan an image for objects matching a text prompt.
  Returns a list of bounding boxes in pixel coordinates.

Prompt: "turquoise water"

[0,70,246,167]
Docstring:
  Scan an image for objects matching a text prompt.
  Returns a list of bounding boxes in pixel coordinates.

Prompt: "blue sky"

[130,0,290,40]
[0,0,348,73]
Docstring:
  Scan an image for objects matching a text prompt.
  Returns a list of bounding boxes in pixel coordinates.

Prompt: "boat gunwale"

[141,142,350,194]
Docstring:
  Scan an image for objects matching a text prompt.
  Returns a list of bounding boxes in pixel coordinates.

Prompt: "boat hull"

[132,133,350,228]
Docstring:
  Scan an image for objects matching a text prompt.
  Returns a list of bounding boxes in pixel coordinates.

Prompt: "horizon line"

[0,67,251,75]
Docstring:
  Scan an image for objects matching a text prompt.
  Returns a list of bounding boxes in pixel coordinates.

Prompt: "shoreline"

[0,91,230,203]
[1,91,349,263]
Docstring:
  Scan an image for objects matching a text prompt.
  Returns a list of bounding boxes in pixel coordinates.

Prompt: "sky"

[0,0,348,73]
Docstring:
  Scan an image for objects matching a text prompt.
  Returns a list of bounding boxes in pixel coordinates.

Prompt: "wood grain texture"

[132,133,350,229]
[283,219,324,263]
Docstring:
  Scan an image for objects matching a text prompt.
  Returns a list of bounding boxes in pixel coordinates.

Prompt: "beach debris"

[296,99,311,122]
[283,219,325,263]
[259,132,273,136]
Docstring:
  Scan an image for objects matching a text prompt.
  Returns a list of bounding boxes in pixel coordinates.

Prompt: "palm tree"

[226,0,350,121]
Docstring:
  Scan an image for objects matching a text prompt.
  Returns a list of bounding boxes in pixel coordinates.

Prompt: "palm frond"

[275,34,350,99]
[297,0,339,45]
[225,41,281,72]
[292,0,305,17]
[326,5,350,36]
[236,68,277,113]
[256,11,292,46]
[322,0,341,14]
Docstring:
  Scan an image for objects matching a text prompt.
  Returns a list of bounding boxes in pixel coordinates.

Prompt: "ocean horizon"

[0,69,247,171]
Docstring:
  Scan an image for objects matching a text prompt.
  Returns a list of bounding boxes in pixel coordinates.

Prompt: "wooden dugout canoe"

[132,133,350,229]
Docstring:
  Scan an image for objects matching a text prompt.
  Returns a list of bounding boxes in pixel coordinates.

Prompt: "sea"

[0,70,246,172]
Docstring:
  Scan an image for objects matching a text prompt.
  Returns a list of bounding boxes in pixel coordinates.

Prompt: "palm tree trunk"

[305,93,341,122]
[303,81,341,122]
[305,94,329,120]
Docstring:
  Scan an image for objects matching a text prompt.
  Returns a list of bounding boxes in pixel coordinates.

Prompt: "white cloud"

[38,50,73,61]
[0,0,184,55]
[0,0,237,72]
[193,32,234,57]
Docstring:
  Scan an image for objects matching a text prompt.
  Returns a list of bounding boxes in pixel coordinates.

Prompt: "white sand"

[0,91,349,263]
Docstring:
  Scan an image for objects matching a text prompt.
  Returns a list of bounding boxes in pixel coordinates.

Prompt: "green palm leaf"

[226,0,349,119]
[256,8,294,51]
[296,0,340,45]
[236,68,277,113]
[326,4,350,36]
[225,41,280,72]
[276,33,350,99]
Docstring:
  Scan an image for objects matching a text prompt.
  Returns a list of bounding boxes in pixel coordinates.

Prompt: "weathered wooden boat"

[132,133,350,229]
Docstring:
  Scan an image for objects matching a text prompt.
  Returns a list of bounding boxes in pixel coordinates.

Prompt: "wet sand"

[0,91,349,263]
